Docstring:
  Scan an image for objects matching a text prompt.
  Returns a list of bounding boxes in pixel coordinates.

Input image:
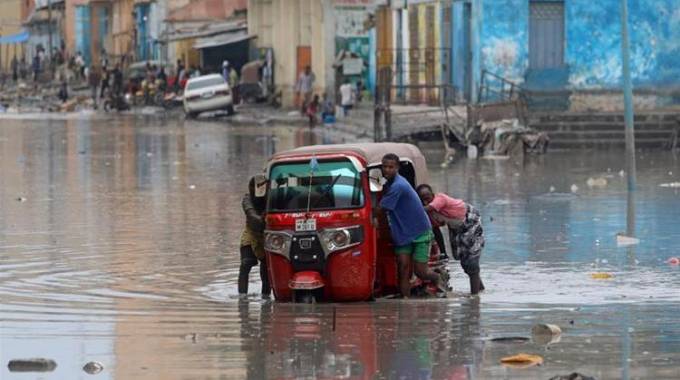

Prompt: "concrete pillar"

[322,0,335,99]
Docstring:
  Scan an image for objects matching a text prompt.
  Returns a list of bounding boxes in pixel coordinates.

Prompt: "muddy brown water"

[1,115,680,379]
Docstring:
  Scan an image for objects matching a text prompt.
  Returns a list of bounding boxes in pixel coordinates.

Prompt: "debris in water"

[500,353,543,368]
[570,184,579,193]
[586,177,608,188]
[532,324,562,345]
[467,145,478,159]
[590,272,613,280]
[616,233,640,247]
[659,182,680,188]
[7,358,57,372]
[549,373,596,380]
[667,257,680,266]
[491,336,530,344]
[83,361,104,374]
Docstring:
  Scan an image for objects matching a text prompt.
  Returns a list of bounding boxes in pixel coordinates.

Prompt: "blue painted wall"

[474,0,680,90]
[567,0,680,89]
[452,2,469,98]
[75,5,91,65]
[478,0,529,84]
[135,4,150,61]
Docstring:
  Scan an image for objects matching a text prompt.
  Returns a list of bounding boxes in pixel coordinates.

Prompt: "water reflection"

[1,116,680,379]
[239,299,484,380]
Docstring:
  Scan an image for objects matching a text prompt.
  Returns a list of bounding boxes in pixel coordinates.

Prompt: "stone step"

[532,121,678,132]
[549,138,670,149]
[530,112,680,124]
[548,130,673,140]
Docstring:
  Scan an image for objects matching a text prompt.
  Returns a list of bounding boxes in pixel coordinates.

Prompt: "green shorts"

[394,231,433,264]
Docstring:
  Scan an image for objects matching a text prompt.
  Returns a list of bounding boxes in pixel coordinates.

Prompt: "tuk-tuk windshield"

[268,159,364,212]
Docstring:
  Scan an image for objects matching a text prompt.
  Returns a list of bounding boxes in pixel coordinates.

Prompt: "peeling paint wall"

[479,0,529,83]
[477,0,680,91]
[567,0,680,89]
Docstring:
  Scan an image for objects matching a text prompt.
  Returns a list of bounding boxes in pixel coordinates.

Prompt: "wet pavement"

[1,115,679,379]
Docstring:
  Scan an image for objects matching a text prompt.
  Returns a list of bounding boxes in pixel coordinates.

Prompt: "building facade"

[0,0,25,70]
[374,0,680,109]
[248,0,337,107]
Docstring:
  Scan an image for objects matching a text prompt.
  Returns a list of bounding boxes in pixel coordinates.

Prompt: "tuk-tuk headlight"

[264,231,292,258]
[321,226,363,253]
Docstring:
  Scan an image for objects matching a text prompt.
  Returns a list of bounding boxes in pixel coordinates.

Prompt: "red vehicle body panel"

[265,152,391,302]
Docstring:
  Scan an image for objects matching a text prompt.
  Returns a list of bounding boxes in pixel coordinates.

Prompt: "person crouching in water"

[239,175,271,299]
[416,184,485,295]
[378,154,447,298]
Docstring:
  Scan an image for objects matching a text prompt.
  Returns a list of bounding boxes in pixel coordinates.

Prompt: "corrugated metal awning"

[0,30,29,44]
[193,30,254,49]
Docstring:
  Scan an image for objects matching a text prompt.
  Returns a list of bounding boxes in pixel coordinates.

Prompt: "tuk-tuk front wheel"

[292,289,317,304]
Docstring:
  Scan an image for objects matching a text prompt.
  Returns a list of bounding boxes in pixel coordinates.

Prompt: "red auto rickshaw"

[263,143,441,303]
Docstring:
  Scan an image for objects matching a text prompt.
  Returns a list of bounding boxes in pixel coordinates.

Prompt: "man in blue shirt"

[379,153,445,298]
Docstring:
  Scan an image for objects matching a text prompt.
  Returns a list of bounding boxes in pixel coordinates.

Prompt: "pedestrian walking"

[19,57,28,80]
[88,66,102,109]
[112,64,123,96]
[238,175,271,299]
[417,184,485,294]
[100,66,110,98]
[295,65,315,113]
[75,52,85,80]
[340,80,355,117]
[58,80,69,103]
[306,94,320,128]
[11,56,19,82]
[378,154,446,298]
[32,54,41,82]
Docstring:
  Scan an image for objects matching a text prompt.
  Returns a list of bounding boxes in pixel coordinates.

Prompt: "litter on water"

[591,272,613,280]
[616,234,640,247]
[500,353,544,368]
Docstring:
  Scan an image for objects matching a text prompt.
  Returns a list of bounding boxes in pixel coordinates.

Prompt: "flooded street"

[1,116,679,379]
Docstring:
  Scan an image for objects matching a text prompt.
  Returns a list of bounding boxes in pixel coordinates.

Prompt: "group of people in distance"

[236,153,485,299]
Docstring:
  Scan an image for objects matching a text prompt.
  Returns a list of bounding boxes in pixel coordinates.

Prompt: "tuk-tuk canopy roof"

[270,143,430,185]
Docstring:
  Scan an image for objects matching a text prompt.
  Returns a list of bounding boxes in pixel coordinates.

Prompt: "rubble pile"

[1,79,92,114]
[467,118,550,157]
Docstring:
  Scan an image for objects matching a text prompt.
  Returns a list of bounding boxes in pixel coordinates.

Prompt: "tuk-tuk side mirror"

[254,174,268,198]
[368,168,385,193]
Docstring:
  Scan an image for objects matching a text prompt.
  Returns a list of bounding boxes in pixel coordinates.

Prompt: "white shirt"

[340,83,354,106]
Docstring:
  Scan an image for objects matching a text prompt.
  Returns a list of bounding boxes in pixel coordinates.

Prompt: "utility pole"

[620,0,637,237]
[48,0,53,71]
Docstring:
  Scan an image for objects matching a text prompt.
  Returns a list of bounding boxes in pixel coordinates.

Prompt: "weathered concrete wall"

[477,0,680,92]
[478,0,529,84]
[248,0,335,107]
[566,0,680,90]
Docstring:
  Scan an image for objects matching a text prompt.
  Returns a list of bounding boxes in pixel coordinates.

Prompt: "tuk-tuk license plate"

[295,219,316,232]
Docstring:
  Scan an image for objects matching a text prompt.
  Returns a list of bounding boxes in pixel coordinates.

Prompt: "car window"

[186,77,226,91]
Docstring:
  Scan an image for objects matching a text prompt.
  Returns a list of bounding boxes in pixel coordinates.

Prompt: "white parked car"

[183,74,234,118]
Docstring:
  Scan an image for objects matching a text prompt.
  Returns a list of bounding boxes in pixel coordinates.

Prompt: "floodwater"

[1,115,679,379]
